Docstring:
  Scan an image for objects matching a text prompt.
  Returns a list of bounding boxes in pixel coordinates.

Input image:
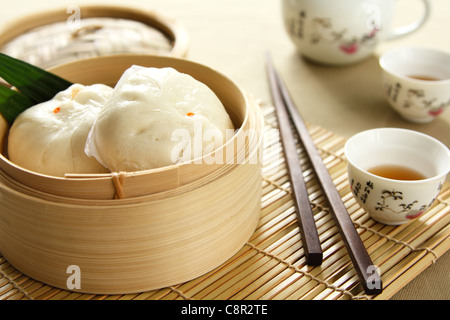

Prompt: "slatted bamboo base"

[0,101,448,300]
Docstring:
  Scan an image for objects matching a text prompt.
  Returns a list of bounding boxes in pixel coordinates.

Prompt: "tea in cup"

[345,128,450,225]
[379,46,450,123]
[281,0,431,65]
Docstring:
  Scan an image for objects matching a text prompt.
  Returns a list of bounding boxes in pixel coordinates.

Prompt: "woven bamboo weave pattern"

[0,101,448,300]
[1,17,174,69]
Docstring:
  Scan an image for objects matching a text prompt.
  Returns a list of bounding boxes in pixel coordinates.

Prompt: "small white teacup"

[345,128,450,225]
[379,46,450,123]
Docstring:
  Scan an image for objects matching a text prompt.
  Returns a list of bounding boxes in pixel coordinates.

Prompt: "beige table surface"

[0,0,448,300]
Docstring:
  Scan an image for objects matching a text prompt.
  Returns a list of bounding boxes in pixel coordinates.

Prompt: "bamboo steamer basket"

[0,54,264,294]
[0,5,189,68]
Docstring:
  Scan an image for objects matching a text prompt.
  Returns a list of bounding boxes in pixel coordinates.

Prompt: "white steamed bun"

[8,83,113,176]
[85,66,235,172]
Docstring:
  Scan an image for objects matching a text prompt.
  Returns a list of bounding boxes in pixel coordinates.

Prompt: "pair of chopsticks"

[265,52,382,295]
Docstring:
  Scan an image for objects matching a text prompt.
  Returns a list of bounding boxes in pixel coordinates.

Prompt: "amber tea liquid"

[408,75,442,81]
[368,164,427,181]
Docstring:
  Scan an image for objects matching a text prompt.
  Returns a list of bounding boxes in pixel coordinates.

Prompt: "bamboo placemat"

[0,101,448,300]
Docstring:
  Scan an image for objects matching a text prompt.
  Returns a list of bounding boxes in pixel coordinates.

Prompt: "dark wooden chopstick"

[265,52,383,295]
[265,53,323,266]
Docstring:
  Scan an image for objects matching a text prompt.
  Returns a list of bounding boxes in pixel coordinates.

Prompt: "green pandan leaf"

[0,53,73,124]
[0,53,73,104]
[0,85,34,125]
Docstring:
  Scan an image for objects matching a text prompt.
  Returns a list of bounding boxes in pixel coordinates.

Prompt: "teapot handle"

[387,0,431,40]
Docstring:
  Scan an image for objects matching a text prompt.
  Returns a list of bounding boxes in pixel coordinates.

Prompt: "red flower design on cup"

[428,108,443,117]
[406,210,425,220]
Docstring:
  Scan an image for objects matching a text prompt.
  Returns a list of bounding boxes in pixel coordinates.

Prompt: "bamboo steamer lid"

[0,5,189,68]
[0,54,264,294]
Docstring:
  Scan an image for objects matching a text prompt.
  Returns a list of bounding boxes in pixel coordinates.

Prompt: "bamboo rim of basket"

[0,4,190,58]
[0,54,263,202]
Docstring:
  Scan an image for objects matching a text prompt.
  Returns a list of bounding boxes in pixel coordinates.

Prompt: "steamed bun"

[85,66,235,172]
[8,83,113,176]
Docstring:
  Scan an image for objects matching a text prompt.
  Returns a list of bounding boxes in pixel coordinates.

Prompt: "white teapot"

[282,0,431,65]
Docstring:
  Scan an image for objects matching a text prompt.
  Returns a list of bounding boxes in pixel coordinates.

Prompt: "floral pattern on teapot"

[287,10,380,55]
